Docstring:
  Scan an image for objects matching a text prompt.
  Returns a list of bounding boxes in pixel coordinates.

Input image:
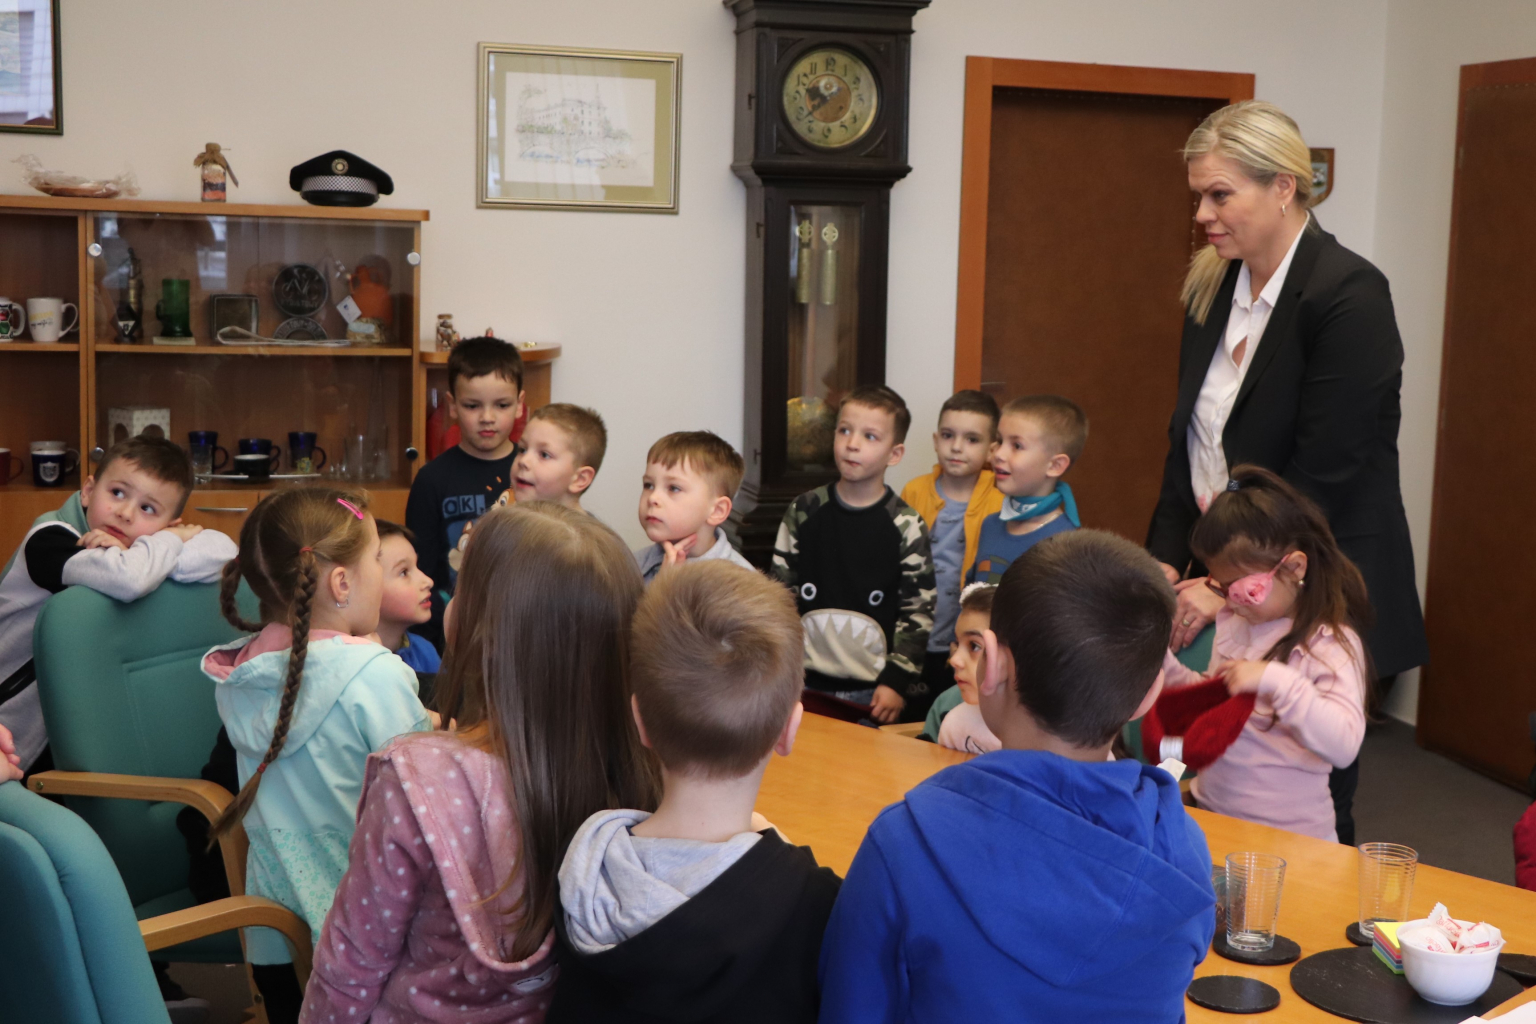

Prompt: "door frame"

[952,57,1255,389]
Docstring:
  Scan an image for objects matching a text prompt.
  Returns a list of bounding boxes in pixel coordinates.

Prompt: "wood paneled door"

[1421,57,1536,789]
[954,58,1252,543]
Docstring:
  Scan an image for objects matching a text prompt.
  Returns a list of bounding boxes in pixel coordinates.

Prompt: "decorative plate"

[272,316,327,341]
[272,263,328,316]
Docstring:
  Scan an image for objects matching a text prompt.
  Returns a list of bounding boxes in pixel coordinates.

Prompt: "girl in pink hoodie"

[1161,465,1372,842]
[299,502,659,1023]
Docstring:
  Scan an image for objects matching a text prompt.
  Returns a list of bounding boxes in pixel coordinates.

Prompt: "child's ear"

[79,475,96,507]
[978,628,1011,698]
[774,701,804,757]
[706,494,732,528]
[569,466,596,496]
[1045,453,1071,480]
[887,441,906,467]
[1130,669,1166,722]
[630,694,655,750]
[326,563,350,606]
[1283,550,1309,584]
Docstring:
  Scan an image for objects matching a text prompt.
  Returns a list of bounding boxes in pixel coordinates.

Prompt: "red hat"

[1141,678,1257,771]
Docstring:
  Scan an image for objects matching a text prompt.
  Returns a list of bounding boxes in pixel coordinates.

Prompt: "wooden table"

[758,714,1536,1020]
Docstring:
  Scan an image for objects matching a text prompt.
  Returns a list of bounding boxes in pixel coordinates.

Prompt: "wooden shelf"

[0,193,429,222]
[0,342,79,352]
[419,344,562,365]
[94,344,414,357]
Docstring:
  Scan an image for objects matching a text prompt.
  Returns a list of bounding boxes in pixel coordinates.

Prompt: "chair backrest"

[0,781,170,1024]
[33,580,257,906]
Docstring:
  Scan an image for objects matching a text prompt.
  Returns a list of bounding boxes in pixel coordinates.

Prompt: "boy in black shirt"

[405,337,524,650]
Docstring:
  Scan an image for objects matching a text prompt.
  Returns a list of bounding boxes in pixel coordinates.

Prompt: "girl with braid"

[202,487,432,1022]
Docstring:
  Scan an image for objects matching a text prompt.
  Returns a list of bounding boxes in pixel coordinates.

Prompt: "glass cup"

[1359,843,1418,941]
[189,443,213,484]
[1211,865,1228,940]
[1226,852,1286,952]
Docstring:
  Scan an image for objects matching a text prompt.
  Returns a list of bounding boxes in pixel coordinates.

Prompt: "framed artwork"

[1310,147,1334,205]
[0,0,62,134]
[478,43,681,213]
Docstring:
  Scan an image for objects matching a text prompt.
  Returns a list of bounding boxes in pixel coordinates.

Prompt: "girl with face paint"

[1156,464,1374,842]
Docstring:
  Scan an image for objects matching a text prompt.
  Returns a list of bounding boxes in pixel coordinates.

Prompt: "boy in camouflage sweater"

[772,385,936,724]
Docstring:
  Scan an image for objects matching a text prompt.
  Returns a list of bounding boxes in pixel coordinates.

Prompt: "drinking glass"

[1359,843,1417,941]
[189,443,213,484]
[1226,852,1286,952]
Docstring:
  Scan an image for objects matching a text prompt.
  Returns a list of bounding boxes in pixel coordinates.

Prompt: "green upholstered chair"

[1122,623,1216,766]
[0,780,307,1024]
[25,581,311,1011]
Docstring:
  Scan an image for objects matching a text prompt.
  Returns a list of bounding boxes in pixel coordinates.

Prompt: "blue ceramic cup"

[188,430,229,471]
[31,446,78,487]
[238,438,281,472]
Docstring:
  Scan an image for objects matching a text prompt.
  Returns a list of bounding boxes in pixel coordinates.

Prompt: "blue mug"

[238,437,282,472]
[31,446,79,487]
[188,430,229,471]
[288,431,327,474]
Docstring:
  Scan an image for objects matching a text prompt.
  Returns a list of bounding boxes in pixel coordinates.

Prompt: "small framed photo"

[478,43,681,213]
[0,0,62,135]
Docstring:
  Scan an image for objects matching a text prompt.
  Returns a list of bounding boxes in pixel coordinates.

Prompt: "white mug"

[25,298,77,343]
[0,297,24,341]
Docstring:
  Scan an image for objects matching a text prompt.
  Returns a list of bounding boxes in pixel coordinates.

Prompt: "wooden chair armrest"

[879,722,924,738]
[29,769,250,897]
[141,895,313,988]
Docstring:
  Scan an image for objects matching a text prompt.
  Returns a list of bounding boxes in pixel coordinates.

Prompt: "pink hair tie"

[299,546,314,554]
[336,498,364,520]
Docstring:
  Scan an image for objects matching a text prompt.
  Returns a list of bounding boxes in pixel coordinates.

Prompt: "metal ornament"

[272,263,328,317]
[819,222,839,306]
[273,316,327,341]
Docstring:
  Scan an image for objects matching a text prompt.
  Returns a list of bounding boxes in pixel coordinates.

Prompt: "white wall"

[0,0,1400,547]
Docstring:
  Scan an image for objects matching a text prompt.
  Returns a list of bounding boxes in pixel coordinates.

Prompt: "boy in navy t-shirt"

[968,395,1087,584]
[405,337,523,650]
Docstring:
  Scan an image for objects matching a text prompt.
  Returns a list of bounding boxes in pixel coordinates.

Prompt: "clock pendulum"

[796,219,814,304]
[820,222,839,306]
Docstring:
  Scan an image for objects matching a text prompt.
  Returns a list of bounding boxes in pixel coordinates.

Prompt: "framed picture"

[478,43,680,213]
[0,0,62,135]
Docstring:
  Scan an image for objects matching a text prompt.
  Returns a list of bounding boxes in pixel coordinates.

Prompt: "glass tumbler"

[189,443,213,484]
[1226,852,1286,952]
[1358,843,1417,941]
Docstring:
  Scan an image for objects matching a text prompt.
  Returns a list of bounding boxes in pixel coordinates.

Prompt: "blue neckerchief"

[998,482,1079,527]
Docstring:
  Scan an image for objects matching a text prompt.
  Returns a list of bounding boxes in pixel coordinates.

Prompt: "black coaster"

[1345,922,1373,946]
[1187,975,1280,1014]
[1214,932,1302,966]
[1499,952,1536,986]
[1290,945,1523,1023]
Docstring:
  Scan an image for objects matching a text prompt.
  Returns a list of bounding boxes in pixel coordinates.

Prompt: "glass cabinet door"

[785,204,861,474]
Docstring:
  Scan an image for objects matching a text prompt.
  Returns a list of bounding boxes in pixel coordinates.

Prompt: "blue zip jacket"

[818,750,1215,1023]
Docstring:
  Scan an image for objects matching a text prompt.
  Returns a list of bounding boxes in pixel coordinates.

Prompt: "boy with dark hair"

[512,403,608,511]
[405,336,525,649]
[551,559,840,1023]
[968,393,1089,584]
[373,520,438,676]
[0,436,235,772]
[772,384,935,724]
[901,389,1003,719]
[634,430,754,582]
[818,530,1216,1022]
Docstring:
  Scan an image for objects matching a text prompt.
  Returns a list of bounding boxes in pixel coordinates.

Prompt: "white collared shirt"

[1188,218,1309,512]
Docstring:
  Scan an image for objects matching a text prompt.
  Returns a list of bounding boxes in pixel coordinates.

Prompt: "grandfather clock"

[725,0,930,565]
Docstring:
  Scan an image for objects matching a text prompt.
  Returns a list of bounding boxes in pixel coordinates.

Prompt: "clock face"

[781,48,878,150]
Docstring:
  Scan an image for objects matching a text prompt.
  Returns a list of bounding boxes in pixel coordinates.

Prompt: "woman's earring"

[1281,203,1289,216]
[336,598,349,608]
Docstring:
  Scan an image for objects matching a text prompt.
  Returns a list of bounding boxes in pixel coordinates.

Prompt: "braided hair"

[210,486,372,840]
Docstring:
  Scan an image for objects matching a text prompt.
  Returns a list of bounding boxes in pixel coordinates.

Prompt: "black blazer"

[1147,222,1428,678]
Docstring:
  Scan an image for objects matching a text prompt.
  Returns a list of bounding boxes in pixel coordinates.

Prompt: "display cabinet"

[0,195,559,555]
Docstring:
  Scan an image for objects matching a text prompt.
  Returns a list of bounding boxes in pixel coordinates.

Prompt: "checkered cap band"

[299,175,379,196]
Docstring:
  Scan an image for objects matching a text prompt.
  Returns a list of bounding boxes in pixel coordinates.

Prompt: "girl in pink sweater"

[299,503,659,1023]
[1162,465,1371,842]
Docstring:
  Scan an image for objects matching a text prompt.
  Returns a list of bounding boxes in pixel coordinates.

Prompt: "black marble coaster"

[1499,952,1536,986]
[1345,922,1373,947]
[1290,945,1523,1023]
[1187,976,1281,1014]
[1214,932,1302,966]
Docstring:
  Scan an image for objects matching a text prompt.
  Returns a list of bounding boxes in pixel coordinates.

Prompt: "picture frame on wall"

[0,0,62,135]
[478,43,681,213]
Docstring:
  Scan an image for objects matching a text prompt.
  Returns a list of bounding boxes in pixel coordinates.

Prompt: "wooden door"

[954,59,1252,542]
[1420,57,1536,788]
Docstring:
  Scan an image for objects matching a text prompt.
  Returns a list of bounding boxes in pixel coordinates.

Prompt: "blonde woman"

[1146,101,1427,845]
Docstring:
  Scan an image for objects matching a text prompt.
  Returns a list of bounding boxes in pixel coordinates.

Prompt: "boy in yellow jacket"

[899,390,1002,720]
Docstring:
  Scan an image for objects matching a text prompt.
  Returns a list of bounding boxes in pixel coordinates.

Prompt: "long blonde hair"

[1181,101,1315,324]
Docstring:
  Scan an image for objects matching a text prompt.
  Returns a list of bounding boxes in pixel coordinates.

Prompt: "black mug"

[288,431,327,474]
[238,437,282,473]
[31,447,78,487]
[188,430,229,471]
[233,453,273,481]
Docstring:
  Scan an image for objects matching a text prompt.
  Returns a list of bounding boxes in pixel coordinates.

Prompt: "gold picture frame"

[477,43,681,213]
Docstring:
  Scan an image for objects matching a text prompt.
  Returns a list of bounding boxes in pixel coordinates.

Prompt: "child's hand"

[427,710,444,730]
[0,723,23,783]
[869,685,906,724]
[165,523,204,542]
[77,528,128,550]
[659,535,696,573]
[1216,660,1267,695]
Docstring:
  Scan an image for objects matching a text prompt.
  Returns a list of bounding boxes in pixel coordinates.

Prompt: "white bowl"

[1397,919,1504,1006]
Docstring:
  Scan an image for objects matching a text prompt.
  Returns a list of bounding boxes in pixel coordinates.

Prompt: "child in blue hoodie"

[204,487,431,1023]
[818,529,1216,1023]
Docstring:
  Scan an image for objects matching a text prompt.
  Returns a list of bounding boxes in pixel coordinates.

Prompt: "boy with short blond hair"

[968,393,1088,584]
[511,402,607,510]
[0,436,235,772]
[551,559,840,1023]
[772,384,936,724]
[634,430,755,582]
[901,389,1003,717]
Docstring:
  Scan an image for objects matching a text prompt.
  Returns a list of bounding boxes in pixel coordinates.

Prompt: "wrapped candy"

[1401,904,1503,954]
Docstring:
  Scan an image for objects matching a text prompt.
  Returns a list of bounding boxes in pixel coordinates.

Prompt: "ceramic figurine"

[194,143,238,203]
[435,313,460,350]
[349,259,393,325]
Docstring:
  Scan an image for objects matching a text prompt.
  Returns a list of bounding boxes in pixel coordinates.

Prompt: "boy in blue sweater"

[818,529,1215,1023]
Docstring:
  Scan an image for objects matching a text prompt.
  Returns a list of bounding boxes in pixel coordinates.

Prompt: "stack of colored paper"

[1373,921,1404,974]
